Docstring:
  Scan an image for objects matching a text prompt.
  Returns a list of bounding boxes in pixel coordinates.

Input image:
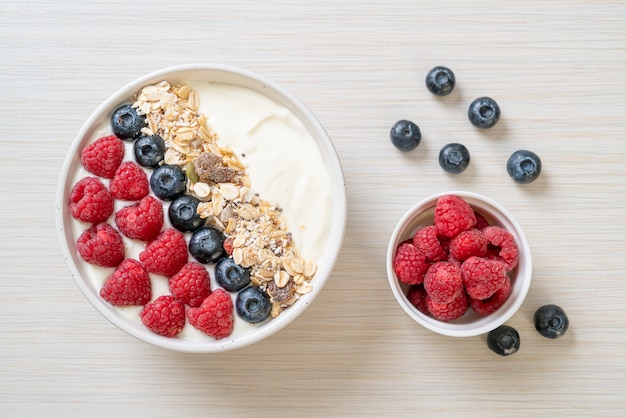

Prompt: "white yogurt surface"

[70,81,333,341]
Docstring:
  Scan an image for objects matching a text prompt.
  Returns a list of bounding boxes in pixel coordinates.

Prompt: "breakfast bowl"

[55,63,347,353]
[386,191,531,337]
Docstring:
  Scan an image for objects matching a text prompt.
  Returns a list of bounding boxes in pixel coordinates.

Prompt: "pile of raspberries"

[392,194,519,321]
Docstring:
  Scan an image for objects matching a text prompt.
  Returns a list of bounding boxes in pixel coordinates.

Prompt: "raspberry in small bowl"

[386,191,531,337]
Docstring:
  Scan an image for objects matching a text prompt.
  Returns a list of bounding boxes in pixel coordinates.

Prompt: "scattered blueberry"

[215,257,251,292]
[487,325,520,356]
[236,286,272,323]
[534,304,569,339]
[149,164,187,201]
[468,97,501,129]
[425,66,456,96]
[168,194,205,232]
[134,134,165,168]
[111,104,145,140]
[189,226,226,264]
[439,143,470,174]
[507,150,542,184]
[390,120,421,151]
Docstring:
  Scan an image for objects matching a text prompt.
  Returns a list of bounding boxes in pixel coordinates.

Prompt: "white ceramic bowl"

[56,64,347,352]
[386,191,531,337]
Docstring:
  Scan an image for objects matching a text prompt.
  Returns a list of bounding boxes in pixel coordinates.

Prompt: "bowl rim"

[55,63,347,352]
[386,190,532,337]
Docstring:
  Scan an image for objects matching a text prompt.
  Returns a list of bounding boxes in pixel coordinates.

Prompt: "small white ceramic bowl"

[56,64,347,352]
[386,191,531,337]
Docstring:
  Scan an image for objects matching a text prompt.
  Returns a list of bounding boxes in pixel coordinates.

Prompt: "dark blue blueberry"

[534,304,569,339]
[390,120,421,151]
[189,226,226,264]
[468,97,501,129]
[215,257,251,292]
[168,194,205,232]
[425,66,456,96]
[236,286,271,323]
[439,143,470,174]
[134,135,165,168]
[487,325,520,356]
[149,164,187,201]
[507,150,542,184]
[111,104,145,140]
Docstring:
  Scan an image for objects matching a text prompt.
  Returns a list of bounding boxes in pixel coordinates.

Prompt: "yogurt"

[70,81,333,340]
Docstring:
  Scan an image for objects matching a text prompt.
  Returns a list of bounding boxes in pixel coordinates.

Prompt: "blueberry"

[487,325,520,356]
[425,66,456,96]
[468,97,501,129]
[215,257,251,292]
[168,194,205,232]
[134,135,165,168]
[507,150,542,184]
[439,143,470,174]
[189,226,226,264]
[390,120,421,151]
[236,286,271,323]
[150,164,187,201]
[111,104,145,140]
[534,304,569,339]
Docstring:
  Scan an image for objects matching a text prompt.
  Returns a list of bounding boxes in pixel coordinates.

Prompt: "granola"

[132,81,316,317]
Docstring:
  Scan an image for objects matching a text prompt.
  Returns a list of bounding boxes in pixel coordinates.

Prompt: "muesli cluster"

[132,81,316,318]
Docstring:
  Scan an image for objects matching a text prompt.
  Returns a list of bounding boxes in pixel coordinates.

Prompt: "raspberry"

[69,177,114,223]
[169,262,212,307]
[115,196,163,241]
[139,228,188,277]
[449,228,488,261]
[140,295,186,338]
[483,226,519,271]
[223,236,234,255]
[461,256,507,300]
[109,161,149,201]
[393,242,429,285]
[474,211,490,230]
[413,225,447,262]
[427,291,468,321]
[80,134,124,179]
[76,223,125,267]
[433,194,477,238]
[469,276,511,316]
[187,288,234,339]
[100,259,151,306]
[406,285,430,316]
[423,261,464,303]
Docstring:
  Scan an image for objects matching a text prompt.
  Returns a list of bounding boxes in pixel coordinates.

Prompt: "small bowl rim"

[386,191,532,337]
[55,63,347,352]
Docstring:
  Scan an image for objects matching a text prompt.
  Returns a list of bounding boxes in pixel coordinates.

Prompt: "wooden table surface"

[2,1,626,416]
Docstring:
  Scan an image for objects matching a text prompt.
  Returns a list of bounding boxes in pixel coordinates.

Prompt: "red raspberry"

[115,196,163,241]
[187,288,234,339]
[393,242,429,285]
[413,225,447,262]
[406,285,430,316]
[139,228,188,277]
[469,276,511,316]
[424,261,464,303]
[140,295,186,338]
[474,211,490,230]
[483,226,519,271]
[69,177,114,223]
[76,223,125,267]
[433,194,477,238]
[109,161,149,201]
[461,256,507,300]
[80,134,124,179]
[223,236,234,255]
[100,259,151,306]
[427,291,468,321]
[449,228,488,261]
[169,262,212,307]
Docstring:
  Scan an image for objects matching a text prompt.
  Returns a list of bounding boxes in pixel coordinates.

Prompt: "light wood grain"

[2,0,626,416]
